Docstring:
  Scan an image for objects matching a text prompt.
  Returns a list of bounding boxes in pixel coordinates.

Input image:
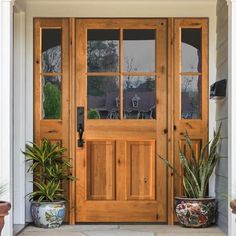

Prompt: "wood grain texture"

[34,18,70,222]
[173,18,209,204]
[87,141,115,200]
[75,18,168,223]
[33,18,208,224]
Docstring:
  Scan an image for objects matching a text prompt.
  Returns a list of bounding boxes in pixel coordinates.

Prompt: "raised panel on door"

[126,141,155,200]
[87,141,115,200]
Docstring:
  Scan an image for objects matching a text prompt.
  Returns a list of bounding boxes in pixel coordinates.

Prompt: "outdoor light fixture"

[210,79,227,100]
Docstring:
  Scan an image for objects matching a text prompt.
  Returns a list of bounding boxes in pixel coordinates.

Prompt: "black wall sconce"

[210,79,227,100]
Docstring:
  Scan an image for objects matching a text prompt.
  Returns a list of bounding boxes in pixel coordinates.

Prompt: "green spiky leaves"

[22,138,76,202]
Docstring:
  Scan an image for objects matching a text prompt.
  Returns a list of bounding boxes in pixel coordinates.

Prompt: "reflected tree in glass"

[42,76,62,119]
[181,76,201,119]
[42,29,62,73]
[87,30,119,72]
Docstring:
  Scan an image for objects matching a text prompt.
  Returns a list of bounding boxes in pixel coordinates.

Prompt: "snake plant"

[22,138,75,202]
[159,124,221,198]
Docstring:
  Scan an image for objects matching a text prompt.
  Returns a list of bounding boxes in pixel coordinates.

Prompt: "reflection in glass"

[181,28,202,72]
[87,30,119,72]
[181,76,201,119]
[123,76,156,119]
[123,30,155,72]
[42,76,62,119]
[87,76,119,119]
[42,29,62,73]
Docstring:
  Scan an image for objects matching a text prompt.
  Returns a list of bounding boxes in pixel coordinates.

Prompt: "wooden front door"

[33,17,208,223]
[75,19,167,222]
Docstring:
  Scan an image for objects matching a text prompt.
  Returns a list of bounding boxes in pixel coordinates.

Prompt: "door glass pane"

[123,76,156,119]
[42,76,62,119]
[181,75,201,119]
[87,76,119,119]
[181,28,202,72]
[42,29,62,73]
[123,30,155,72]
[87,30,119,72]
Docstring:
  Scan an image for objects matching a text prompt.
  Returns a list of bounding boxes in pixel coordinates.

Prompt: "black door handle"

[77,107,84,147]
[78,123,84,147]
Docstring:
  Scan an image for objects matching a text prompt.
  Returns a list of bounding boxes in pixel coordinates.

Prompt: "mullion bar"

[87,72,120,77]
[41,72,62,76]
[180,72,202,76]
[120,29,124,120]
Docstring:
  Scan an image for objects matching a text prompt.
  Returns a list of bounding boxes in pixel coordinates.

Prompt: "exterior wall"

[18,0,217,222]
[216,0,228,234]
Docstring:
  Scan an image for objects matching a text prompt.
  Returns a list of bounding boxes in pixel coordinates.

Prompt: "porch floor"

[18,224,226,236]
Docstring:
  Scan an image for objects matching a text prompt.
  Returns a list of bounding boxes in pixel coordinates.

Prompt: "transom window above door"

[87,29,156,120]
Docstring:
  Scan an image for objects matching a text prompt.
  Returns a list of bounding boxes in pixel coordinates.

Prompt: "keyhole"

[144,177,148,183]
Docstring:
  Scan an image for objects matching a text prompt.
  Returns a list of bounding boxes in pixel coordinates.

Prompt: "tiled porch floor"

[18,224,226,236]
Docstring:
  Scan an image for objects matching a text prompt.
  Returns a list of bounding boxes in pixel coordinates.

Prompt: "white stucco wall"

[13,0,217,224]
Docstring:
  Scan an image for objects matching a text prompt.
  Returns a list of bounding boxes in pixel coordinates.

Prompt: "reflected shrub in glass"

[43,80,61,119]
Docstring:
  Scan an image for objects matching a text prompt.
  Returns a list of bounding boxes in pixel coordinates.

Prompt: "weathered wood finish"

[75,19,168,222]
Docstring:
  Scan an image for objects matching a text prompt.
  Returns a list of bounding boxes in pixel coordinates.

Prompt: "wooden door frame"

[33,17,209,225]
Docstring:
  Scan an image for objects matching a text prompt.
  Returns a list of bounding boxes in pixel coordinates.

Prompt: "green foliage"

[22,139,75,202]
[88,109,100,119]
[159,124,221,198]
[43,82,61,119]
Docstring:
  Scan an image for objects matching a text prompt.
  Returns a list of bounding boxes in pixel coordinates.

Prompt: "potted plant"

[22,139,75,228]
[0,184,11,235]
[230,200,236,214]
[160,125,221,228]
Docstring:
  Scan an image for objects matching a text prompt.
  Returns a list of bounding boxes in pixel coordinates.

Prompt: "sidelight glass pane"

[181,28,202,72]
[123,30,155,72]
[42,29,62,73]
[42,76,62,119]
[87,30,119,72]
[87,76,120,119]
[123,76,156,119]
[181,75,201,119]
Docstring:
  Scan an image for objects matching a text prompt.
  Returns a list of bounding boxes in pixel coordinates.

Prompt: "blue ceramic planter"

[31,201,65,228]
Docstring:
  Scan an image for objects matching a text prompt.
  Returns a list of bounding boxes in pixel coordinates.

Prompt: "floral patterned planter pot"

[31,201,65,228]
[175,197,216,228]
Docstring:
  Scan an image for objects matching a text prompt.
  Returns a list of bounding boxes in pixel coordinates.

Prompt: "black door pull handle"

[77,107,84,147]
[78,123,84,147]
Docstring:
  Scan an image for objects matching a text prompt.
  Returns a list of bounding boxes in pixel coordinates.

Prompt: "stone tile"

[18,225,226,236]
[83,230,154,236]
[22,225,118,232]
[19,231,86,236]
[119,225,226,234]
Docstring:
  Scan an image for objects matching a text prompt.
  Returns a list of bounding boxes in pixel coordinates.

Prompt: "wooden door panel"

[126,141,155,200]
[173,19,208,204]
[78,201,159,222]
[34,18,70,222]
[87,141,115,200]
[75,18,168,223]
